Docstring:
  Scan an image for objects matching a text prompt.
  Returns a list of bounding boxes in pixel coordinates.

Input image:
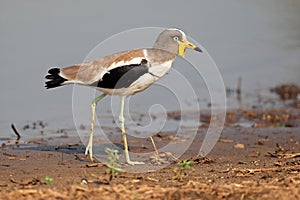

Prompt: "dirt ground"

[0,85,300,200]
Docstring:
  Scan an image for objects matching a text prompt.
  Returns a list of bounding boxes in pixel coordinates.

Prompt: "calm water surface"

[0,1,299,139]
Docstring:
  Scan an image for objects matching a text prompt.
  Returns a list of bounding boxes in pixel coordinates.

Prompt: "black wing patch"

[92,59,149,89]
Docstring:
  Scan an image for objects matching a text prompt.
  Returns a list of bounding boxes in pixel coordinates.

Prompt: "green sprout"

[173,160,194,181]
[104,148,124,181]
[45,175,54,185]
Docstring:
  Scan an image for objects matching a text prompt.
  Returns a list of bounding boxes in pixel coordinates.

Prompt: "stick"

[237,77,242,95]
[11,124,21,144]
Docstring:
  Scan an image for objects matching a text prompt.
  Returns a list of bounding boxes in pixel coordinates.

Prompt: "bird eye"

[173,36,179,41]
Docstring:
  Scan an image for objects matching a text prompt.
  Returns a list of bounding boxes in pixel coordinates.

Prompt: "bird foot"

[85,144,94,162]
[126,160,145,165]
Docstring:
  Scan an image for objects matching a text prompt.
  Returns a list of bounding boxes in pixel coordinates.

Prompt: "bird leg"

[119,96,144,165]
[85,93,107,162]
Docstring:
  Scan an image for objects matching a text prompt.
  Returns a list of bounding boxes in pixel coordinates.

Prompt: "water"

[0,0,299,140]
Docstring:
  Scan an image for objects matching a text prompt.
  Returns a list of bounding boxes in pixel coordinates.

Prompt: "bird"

[45,28,202,165]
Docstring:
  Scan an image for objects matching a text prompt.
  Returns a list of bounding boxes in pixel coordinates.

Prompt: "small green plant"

[104,148,124,181]
[45,175,54,185]
[173,160,194,181]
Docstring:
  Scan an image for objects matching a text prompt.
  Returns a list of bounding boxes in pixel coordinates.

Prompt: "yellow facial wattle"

[178,40,202,57]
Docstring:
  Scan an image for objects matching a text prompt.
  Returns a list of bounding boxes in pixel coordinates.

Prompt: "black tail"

[45,68,67,89]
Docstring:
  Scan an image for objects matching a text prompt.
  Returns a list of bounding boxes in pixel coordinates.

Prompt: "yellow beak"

[178,39,202,57]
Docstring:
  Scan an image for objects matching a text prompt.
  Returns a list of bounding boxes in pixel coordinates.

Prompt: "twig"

[74,154,84,161]
[11,124,21,145]
[237,77,242,96]
[268,152,300,159]
[3,152,16,157]
[10,178,41,186]
[237,77,242,102]
[222,165,300,174]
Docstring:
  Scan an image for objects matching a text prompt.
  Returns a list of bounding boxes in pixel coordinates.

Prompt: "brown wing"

[59,49,145,84]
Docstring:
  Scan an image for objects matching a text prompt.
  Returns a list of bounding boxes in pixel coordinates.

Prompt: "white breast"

[148,60,173,78]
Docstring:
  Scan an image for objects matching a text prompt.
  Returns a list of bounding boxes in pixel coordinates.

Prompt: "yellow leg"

[149,136,160,161]
[119,96,144,165]
[85,93,107,162]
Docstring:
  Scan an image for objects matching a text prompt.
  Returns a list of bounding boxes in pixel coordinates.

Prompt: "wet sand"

[0,85,299,199]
